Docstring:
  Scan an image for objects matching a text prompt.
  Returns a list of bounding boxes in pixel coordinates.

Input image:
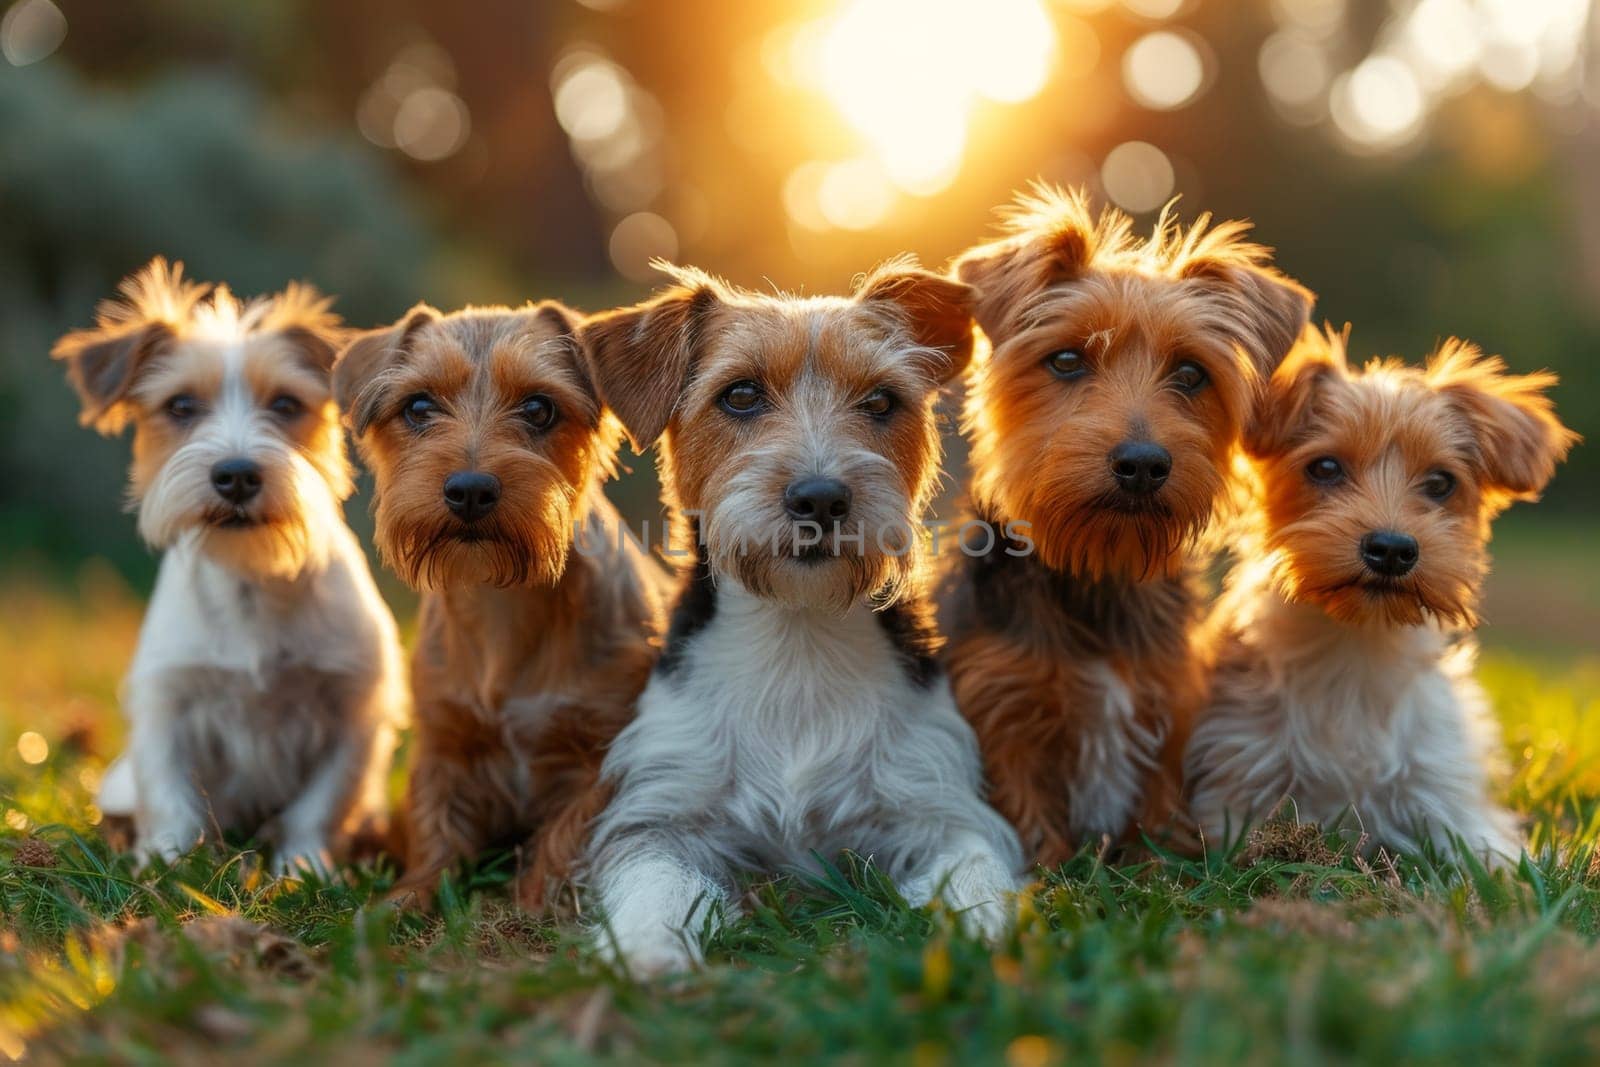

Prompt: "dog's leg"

[387,749,495,906]
[128,693,207,866]
[271,723,369,876]
[593,836,729,976]
[517,774,612,913]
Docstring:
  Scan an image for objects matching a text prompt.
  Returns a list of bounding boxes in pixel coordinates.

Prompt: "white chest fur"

[1186,590,1521,861]
[589,580,1022,972]
[598,583,991,872]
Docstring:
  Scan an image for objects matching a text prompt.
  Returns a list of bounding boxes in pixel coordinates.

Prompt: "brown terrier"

[1186,328,1576,861]
[940,187,1313,864]
[333,302,665,907]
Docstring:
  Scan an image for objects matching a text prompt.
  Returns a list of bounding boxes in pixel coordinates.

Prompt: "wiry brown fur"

[941,187,1312,862]
[334,304,666,909]
[1242,326,1579,628]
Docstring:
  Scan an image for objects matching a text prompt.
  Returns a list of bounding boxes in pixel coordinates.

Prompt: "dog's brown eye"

[1306,456,1345,485]
[860,388,895,418]
[520,394,557,431]
[1421,470,1456,501]
[1045,349,1087,379]
[1171,360,1208,394]
[402,394,438,429]
[165,394,199,421]
[268,394,304,419]
[720,380,765,415]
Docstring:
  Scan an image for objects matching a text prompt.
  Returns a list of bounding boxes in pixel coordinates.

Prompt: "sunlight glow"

[816,157,896,230]
[810,0,1055,198]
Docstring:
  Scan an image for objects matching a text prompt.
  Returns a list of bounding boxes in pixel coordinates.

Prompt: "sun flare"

[806,0,1055,196]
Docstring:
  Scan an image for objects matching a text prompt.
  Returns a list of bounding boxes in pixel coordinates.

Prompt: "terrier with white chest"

[580,260,1024,974]
[941,187,1312,864]
[333,301,665,909]
[53,259,407,872]
[1185,327,1577,863]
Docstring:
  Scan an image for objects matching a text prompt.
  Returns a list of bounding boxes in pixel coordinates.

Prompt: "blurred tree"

[0,61,436,581]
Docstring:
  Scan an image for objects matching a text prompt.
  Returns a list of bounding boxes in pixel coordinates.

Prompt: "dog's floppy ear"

[856,260,977,385]
[1244,324,1347,457]
[51,257,211,435]
[333,303,440,436]
[581,274,720,452]
[952,226,1091,342]
[1180,254,1313,383]
[267,281,345,377]
[52,319,175,435]
[520,299,600,408]
[952,185,1104,340]
[1426,339,1578,500]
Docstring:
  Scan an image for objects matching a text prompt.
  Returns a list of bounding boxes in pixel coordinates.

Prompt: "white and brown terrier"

[1185,328,1577,863]
[940,186,1313,865]
[333,302,665,909]
[580,260,1024,974]
[53,259,407,872]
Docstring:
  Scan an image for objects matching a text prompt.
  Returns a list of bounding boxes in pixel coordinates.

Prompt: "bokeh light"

[551,46,666,216]
[1121,0,1190,18]
[1123,31,1210,111]
[1101,141,1175,212]
[609,212,679,282]
[0,0,64,67]
[356,42,471,162]
[1330,55,1426,151]
[1259,30,1332,122]
[16,731,47,765]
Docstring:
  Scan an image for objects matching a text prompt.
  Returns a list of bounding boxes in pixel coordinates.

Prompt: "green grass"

[2,562,1598,1064]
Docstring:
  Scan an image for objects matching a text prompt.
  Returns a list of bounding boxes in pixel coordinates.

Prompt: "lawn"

[1,546,1598,1065]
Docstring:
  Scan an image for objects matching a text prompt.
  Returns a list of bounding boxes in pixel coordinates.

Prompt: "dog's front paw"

[271,840,333,878]
[598,921,703,979]
[136,831,196,872]
[909,854,1020,944]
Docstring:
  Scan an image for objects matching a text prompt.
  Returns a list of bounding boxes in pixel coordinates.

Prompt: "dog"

[579,260,1025,974]
[333,301,665,909]
[940,186,1313,864]
[1184,327,1576,863]
[53,258,407,872]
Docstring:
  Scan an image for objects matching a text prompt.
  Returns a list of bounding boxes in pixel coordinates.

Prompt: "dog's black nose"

[210,458,263,504]
[1109,441,1171,495]
[784,476,852,522]
[1360,530,1419,577]
[443,471,502,522]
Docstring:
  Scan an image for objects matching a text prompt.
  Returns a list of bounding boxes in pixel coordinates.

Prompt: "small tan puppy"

[334,302,665,908]
[1186,328,1577,863]
[54,259,407,872]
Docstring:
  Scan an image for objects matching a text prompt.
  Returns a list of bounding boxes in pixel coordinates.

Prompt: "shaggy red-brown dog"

[1186,328,1577,861]
[333,302,665,908]
[940,186,1312,864]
